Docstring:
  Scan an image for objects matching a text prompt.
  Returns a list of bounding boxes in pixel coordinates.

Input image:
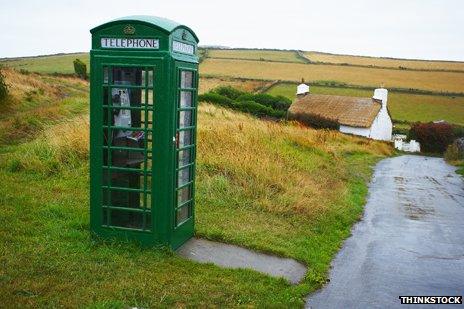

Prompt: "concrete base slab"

[177,238,306,284]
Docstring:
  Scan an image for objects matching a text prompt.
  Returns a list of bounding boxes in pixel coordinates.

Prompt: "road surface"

[307,155,464,308]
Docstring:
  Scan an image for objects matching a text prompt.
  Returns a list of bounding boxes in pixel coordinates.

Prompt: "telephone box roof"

[90,15,199,42]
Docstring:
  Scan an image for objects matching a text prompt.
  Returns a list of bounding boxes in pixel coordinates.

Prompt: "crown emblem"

[123,25,135,35]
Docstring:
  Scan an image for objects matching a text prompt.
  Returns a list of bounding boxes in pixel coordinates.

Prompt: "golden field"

[200,58,464,93]
[305,52,464,71]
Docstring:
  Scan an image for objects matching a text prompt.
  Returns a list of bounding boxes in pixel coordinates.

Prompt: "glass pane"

[177,205,190,225]
[180,71,193,88]
[112,67,142,86]
[178,149,192,167]
[142,89,154,105]
[178,110,192,128]
[180,91,192,108]
[177,186,191,204]
[178,130,192,148]
[110,209,144,229]
[142,69,154,87]
[178,167,191,187]
[148,70,153,86]
[103,67,109,84]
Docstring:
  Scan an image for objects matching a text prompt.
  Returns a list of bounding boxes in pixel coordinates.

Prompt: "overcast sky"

[1,0,463,61]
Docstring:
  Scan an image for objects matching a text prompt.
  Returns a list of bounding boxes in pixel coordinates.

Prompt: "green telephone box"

[89,16,199,249]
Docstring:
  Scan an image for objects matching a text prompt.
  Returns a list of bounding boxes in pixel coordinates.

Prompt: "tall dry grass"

[1,67,61,101]
[0,67,88,145]
[197,104,391,218]
[2,116,89,174]
[3,101,391,218]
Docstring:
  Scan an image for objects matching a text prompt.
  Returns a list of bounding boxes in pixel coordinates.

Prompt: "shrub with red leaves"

[409,122,455,153]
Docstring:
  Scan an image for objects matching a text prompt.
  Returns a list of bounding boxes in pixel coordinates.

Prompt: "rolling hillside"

[1,53,89,74]
[2,48,464,126]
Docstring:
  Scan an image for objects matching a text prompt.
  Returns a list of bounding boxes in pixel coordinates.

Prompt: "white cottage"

[289,84,393,141]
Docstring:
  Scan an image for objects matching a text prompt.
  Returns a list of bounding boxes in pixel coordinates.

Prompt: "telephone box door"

[171,61,198,248]
[90,57,165,244]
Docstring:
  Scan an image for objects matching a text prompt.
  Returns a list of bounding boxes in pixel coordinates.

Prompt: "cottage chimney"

[373,88,388,109]
[296,78,310,98]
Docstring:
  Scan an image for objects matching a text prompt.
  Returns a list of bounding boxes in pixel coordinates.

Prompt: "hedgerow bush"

[236,93,291,111]
[409,122,455,153]
[73,59,87,80]
[444,140,464,162]
[198,92,235,108]
[213,86,246,100]
[199,86,289,119]
[288,112,339,130]
[237,100,285,118]
[452,125,464,139]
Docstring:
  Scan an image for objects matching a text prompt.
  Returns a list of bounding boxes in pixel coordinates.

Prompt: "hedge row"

[408,122,458,153]
[198,86,289,118]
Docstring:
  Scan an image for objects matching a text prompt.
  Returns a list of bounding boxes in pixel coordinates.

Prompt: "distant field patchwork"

[2,50,463,126]
[305,52,464,72]
[207,49,305,63]
[200,58,464,93]
[0,53,89,74]
[267,83,464,125]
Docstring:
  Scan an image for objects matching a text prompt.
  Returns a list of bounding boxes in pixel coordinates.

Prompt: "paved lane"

[307,155,464,308]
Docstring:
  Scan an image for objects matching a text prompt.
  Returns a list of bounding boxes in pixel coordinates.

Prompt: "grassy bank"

[0,68,392,306]
[0,68,88,145]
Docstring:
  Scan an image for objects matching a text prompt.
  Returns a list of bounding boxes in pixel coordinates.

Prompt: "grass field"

[0,68,392,307]
[0,53,89,74]
[199,76,271,94]
[305,51,464,72]
[267,83,464,125]
[200,58,464,93]
[207,49,305,63]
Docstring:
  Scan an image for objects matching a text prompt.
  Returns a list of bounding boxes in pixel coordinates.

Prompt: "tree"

[73,59,88,79]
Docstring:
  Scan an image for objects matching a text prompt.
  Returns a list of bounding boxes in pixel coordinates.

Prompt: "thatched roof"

[288,94,381,128]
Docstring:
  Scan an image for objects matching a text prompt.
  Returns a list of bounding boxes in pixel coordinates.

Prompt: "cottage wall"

[368,107,392,141]
[339,125,371,138]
